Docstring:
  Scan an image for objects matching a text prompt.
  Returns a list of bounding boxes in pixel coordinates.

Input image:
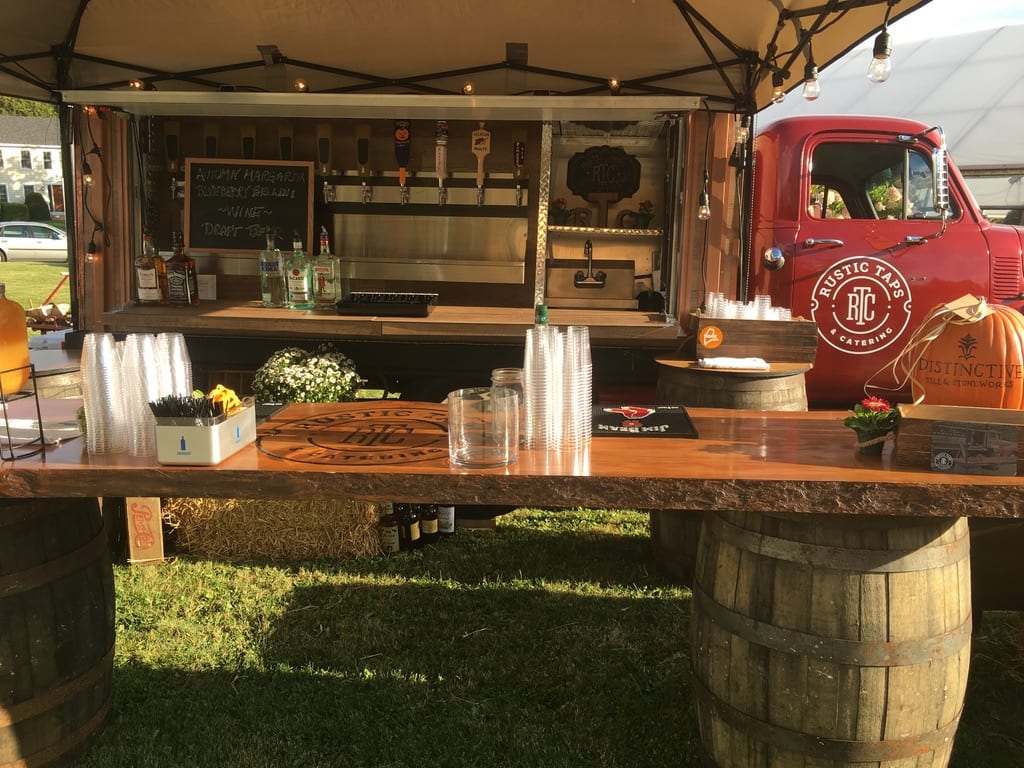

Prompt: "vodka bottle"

[312,225,340,311]
[259,231,285,308]
[285,231,313,310]
[166,231,199,306]
[135,233,167,305]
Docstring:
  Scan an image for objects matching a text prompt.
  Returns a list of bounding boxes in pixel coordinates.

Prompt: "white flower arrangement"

[251,343,361,403]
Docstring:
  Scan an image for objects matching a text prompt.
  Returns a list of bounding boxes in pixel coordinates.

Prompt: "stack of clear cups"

[155,332,193,397]
[81,332,128,455]
[121,333,161,457]
[562,326,592,448]
[523,325,564,450]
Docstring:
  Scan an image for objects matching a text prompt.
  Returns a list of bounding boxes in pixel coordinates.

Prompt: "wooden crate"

[682,312,817,363]
[893,403,1024,473]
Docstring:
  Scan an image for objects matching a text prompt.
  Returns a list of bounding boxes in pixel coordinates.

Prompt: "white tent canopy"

[0,0,929,113]
[762,24,1024,210]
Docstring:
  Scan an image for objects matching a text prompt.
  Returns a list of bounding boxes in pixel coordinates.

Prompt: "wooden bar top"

[99,302,681,347]
[2,401,1022,519]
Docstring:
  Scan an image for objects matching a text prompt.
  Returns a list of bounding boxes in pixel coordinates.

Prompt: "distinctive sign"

[811,256,912,355]
[257,404,450,466]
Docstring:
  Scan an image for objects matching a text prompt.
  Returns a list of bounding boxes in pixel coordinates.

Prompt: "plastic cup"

[448,386,519,468]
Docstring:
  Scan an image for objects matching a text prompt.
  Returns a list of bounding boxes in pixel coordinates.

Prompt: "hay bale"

[162,497,381,560]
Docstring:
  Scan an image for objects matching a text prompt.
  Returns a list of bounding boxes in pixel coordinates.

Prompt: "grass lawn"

[0,260,71,313]
[74,508,1024,768]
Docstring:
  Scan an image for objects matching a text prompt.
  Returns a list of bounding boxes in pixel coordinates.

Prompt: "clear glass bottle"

[437,504,456,536]
[259,231,285,308]
[312,225,339,311]
[165,231,199,306]
[285,231,313,310]
[135,233,167,305]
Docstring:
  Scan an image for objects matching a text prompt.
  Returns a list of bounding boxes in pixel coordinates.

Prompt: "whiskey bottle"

[312,225,339,312]
[377,502,401,555]
[418,504,439,545]
[437,504,456,536]
[135,233,167,305]
[259,231,285,308]
[285,231,313,310]
[165,231,199,306]
[395,503,421,551]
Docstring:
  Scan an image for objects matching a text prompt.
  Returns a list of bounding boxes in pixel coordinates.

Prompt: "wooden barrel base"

[0,498,114,768]
[656,359,809,411]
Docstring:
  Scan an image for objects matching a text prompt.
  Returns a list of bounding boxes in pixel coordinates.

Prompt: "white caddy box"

[155,406,256,465]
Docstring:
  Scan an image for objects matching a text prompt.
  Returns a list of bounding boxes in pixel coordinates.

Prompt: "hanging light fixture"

[770,71,786,105]
[697,170,711,221]
[802,61,820,101]
[867,1,895,83]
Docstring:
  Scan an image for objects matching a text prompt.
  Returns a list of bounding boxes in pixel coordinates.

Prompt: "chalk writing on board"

[184,159,313,252]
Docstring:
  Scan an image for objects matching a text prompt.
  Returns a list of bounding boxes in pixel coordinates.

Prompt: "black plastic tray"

[336,292,439,317]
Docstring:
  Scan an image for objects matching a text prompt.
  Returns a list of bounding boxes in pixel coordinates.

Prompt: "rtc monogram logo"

[811,256,912,355]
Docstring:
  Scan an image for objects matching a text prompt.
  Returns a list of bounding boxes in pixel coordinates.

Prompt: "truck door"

[781,136,989,405]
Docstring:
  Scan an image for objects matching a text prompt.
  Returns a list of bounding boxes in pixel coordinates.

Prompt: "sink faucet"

[574,239,607,288]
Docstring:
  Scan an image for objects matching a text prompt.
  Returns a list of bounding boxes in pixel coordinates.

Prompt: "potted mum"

[251,343,361,403]
[634,199,655,229]
[843,396,898,456]
[548,197,572,226]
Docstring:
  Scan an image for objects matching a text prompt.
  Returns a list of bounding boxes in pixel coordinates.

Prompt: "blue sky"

[891,0,1024,41]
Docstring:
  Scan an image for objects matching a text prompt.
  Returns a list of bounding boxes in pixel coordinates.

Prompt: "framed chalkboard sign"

[184,158,314,253]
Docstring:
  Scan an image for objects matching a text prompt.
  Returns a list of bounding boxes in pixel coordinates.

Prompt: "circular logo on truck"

[811,256,912,355]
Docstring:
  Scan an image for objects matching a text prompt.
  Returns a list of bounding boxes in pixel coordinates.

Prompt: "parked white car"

[0,221,68,262]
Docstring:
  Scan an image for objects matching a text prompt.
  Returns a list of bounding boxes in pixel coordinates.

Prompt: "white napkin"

[697,357,770,370]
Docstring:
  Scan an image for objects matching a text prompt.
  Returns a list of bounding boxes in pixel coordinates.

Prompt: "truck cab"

[749,115,1024,406]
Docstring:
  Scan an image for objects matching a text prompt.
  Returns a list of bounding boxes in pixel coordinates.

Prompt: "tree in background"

[0,96,56,118]
[24,192,51,221]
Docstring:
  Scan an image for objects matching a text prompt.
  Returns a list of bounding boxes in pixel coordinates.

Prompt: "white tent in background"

[761,24,1024,221]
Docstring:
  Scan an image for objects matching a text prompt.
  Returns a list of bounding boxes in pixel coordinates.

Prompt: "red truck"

[748,115,1024,407]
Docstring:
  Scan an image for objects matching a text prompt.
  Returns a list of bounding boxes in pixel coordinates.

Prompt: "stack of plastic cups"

[81,332,128,455]
[121,333,161,457]
[563,326,592,448]
[155,332,193,397]
[523,325,564,450]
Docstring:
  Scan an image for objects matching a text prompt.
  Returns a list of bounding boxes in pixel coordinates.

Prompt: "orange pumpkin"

[906,295,1024,409]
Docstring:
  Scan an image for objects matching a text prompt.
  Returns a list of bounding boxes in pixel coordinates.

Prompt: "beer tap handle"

[472,121,490,207]
[356,124,372,203]
[435,121,448,206]
[513,140,525,207]
[394,119,411,205]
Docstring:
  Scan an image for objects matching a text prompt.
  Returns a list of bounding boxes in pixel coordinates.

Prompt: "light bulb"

[734,123,750,144]
[770,72,786,105]
[293,78,308,92]
[697,190,711,221]
[868,29,893,83]
[867,56,891,83]
[802,63,820,101]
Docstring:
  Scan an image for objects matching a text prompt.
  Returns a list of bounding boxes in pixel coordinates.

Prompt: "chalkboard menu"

[184,158,314,252]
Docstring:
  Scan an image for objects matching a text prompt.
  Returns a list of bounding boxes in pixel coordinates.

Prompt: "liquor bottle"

[312,225,339,311]
[285,231,313,310]
[165,231,199,306]
[259,231,285,308]
[0,283,30,396]
[395,503,421,551]
[135,233,167,305]
[437,504,456,537]
[377,502,401,555]
[418,504,439,545]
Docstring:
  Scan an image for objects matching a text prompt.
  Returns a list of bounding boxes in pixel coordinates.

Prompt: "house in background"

[0,115,64,215]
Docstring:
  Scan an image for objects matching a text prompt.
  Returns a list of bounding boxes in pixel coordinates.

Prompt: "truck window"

[807,142,954,221]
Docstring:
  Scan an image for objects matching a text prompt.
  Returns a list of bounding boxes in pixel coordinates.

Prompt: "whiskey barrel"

[655,361,809,411]
[0,498,115,768]
[691,511,971,768]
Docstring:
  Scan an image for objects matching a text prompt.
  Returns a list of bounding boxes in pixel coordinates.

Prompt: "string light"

[802,61,820,101]
[771,71,786,105]
[293,78,308,92]
[868,0,895,83]
[608,78,621,95]
[462,82,474,95]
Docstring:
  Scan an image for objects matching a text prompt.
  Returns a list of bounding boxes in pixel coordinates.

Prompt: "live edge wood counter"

[1,403,1022,519]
